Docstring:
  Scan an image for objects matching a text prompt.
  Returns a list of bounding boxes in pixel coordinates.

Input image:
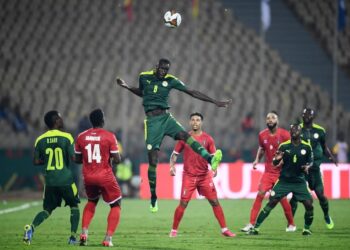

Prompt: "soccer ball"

[164,10,181,28]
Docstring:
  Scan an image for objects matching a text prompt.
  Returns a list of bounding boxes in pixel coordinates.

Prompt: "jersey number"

[85,144,102,163]
[45,148,64,171]
[153,85,158,93]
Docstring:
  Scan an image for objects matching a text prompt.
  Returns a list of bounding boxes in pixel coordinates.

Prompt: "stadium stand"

[0,0,349,161]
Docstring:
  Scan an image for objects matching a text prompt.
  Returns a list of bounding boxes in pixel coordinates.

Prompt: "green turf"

[1,199,349,249]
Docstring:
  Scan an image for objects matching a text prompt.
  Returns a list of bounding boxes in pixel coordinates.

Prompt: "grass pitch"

[1,199,349,250]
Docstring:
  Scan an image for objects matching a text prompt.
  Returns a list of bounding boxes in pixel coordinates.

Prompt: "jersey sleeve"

[174,140,185,154]
[207,136,217,155]
[67,133,75,158]
[171,77,187,92]
[110,134,119,154]
[33,140,42,162]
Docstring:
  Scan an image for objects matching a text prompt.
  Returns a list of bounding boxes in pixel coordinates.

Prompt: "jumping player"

[116,58,231,212]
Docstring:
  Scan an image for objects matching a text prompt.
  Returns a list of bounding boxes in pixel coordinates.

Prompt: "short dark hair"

[290,123,301,130]
[159,58,171,65]
[303,108,315,115]
[44,110,60,129]
[269,110,279,116]
[190,112,203,120]
[89,109,104,127]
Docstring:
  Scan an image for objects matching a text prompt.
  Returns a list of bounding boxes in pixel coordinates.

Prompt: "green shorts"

[306,169,324,193]
[144,113,185,150]
[43,183,80,211]
[270,179,312,201]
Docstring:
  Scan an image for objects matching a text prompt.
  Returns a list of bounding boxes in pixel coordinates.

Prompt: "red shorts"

[83,174,122,204]
[180,172,217,201]
[258,173,280,193]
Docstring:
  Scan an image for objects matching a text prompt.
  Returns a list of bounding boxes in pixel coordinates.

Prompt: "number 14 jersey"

[75,128,119,180]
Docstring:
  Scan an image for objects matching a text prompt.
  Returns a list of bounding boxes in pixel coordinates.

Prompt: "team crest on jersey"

[147,144,152,150]
[270,190,275,196]
[162,81,168,87]
[270,145,273,150]
[313,133,319,139]
[301,149,306,155]
[264,139,267,144]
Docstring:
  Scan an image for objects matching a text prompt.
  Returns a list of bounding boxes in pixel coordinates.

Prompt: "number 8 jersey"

[34,129,75,186]
[75,128,119,180]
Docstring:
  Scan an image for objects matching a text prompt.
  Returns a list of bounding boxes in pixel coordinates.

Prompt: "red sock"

[107,206,121,236]
[212,205,227,228]
[172,205,185,230]
[82,201,97,230]
[280,197,295,225]
[250,194,264,225]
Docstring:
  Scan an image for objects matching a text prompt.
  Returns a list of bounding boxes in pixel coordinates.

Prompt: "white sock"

[221,227,228,233]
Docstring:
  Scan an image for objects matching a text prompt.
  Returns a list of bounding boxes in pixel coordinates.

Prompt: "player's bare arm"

[111,153,121,165]
[182,88,232,107]
[169,152,178,176]
[253,147,265,169]
[115,78,143,97]
[301,164,311,174]
[324,145,338,166]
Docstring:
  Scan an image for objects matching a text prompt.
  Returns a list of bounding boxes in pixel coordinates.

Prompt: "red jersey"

[75,128,119,180]
[258,127,290,174]
[174,131,216,176]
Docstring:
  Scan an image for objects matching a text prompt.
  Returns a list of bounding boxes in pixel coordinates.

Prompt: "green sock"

[319,199,329,218]
[70,207,80,236]
[289,196,298,217]
[148,165,157,206]
[32,210,50,228]
[255,205,273,228]
[186,137,211,162]
[304,209,314,229]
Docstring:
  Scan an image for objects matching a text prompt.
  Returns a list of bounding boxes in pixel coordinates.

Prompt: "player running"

[23,111,80,245]
[169,113,235,238]
[116,58,231,212]
[290,108,337,229]
[241,111,295,232]
[75,109,122,247]
[248,124,314,236]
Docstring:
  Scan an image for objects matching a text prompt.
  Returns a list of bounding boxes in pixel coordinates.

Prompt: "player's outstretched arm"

[324,145,338,166]
[115,78,143,97]
[182,88,232,107]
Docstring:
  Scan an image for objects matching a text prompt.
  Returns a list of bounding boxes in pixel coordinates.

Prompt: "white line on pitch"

[0,202,40,215]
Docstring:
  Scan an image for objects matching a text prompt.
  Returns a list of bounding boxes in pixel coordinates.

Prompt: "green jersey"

[34,129,75,186]
[278,140,313,183]
[139,70,188,113]
[300,123,326,162]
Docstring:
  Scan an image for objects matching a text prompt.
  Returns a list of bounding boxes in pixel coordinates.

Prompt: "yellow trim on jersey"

[278,140,291,149]
[71,183,78,196]
[144,119,148,141]
[35,130,74,147]
[140,70,154,76]
[301,139,312,150]
[165,73,177,79]
[300,122,325,132]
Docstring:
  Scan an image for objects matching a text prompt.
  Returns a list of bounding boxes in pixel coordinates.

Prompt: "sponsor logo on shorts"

[147,144,152,150]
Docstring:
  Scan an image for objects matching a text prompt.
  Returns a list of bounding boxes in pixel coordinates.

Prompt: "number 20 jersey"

[34,129,75,186]
[75,128,119,180]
